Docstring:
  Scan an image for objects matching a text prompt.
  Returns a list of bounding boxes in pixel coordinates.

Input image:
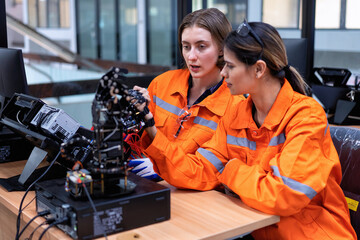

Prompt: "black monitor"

[283,38,308,79]
[0,47,29,111]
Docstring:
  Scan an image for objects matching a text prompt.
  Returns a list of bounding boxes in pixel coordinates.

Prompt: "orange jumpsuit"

[143,79,356,239]
[141,69,243,188]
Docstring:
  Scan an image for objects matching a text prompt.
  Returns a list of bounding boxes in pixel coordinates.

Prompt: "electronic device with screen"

[0,47,33,163]
[0,47,29,112]
[0,93,84,185]
[283,38,308,79]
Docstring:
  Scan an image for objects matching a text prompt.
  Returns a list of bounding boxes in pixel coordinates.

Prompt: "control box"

[35,174,170,239]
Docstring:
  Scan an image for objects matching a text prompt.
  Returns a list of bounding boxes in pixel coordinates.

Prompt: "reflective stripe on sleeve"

[324,122,329,136]
[271,165,317,200]
[153,95,182,116]
[193,117,218,131]
[227,135,256,150]
[269,133,286,146]
[197,148,224,173]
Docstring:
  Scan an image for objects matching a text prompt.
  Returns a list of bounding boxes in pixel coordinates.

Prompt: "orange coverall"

[141,69,243,187]
[143,79,356,239]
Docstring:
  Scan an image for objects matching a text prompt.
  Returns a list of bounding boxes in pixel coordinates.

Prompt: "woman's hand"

[126,85,149,112]
[126,86,157,139]
[133,85,150,102]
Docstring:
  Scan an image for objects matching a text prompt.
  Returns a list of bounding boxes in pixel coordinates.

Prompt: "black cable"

[22,195,36,213]
[82,183,108,240]
[37,223,56,240]
[18,210,50,238]
[25,219,48,240]
[38,217,68,240]
[15,151,61,240]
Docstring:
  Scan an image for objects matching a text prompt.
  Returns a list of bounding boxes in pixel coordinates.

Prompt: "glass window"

[263,0,299,28]
[346,0,360,29]
[48,0,60,28]
[147,0,176,66]
[38,0,47,27]
[77,0,97,58]
[28,0,37,28]
[315,0,341,29]
[119,0,137,62]
[100,0,117,60]
[192,0,203,11]
[27,0,70,28]
[208,0,247,29]
[60,0,70,28]
[192,0,247,29]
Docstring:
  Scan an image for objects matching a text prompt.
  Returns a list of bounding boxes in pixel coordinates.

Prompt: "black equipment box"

[35,174,170,239]
[0,126,33,163]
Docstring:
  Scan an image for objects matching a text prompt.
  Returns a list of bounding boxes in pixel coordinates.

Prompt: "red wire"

[124,132,143,158]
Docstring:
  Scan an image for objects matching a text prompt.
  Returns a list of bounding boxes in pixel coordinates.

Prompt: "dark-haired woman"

[139,20,356,239]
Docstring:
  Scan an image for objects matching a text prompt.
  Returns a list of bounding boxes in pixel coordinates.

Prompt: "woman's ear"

[255,60,266,78]
[218,49,224,58]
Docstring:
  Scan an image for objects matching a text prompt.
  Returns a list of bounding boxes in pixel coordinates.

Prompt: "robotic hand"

[128,158,162,182]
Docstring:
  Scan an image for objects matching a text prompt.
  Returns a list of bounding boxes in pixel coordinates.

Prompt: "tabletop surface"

[0,160,280,240]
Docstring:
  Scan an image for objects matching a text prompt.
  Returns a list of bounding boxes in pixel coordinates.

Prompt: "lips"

[190,65,200,72]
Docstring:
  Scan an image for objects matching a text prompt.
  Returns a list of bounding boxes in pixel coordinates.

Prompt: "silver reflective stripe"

[153,95,182,116]
[269,133,286,146]
[227,135,256,151]
[193,117,218,131]
[324,122,329,136]
[271,165,317,200]
[197,148,224,173]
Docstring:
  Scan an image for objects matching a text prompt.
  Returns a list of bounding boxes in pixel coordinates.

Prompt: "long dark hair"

[224,21,308,95]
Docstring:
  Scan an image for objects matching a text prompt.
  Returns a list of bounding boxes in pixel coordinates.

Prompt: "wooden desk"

[0,161,279,240]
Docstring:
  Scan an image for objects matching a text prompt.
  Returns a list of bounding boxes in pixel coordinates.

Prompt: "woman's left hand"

[126,85,149,112]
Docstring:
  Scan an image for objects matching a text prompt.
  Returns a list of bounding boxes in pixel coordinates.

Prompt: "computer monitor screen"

[0,47,29,110]
[283,38,308,79]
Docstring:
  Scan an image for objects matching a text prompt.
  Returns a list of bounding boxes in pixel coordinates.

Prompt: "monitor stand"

[333,99,357,125]
[18,146,48,185]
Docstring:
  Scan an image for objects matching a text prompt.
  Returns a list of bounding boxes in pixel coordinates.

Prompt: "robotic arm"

[62,67,148,198]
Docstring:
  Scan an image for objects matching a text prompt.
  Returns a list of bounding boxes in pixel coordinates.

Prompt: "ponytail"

[274,65,309,95]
